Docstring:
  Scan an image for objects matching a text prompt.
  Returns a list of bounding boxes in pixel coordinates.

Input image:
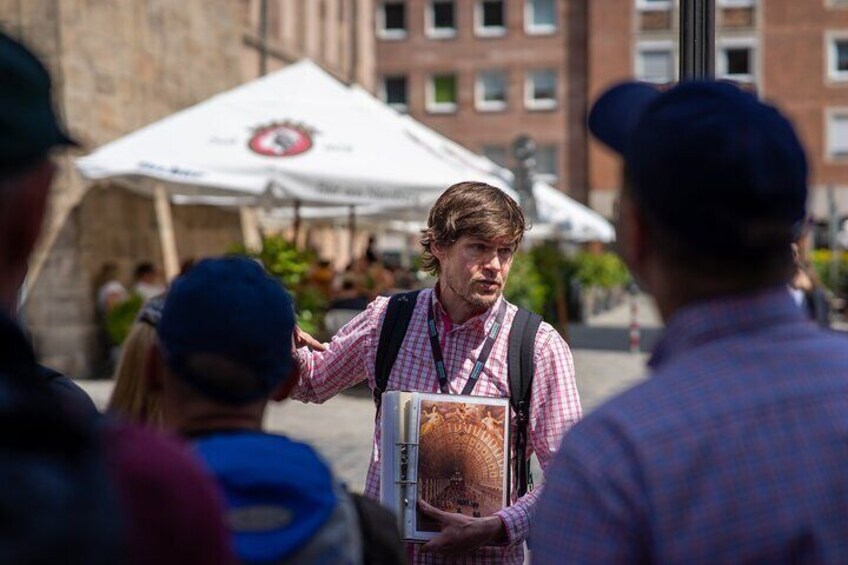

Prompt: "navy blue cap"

[589,81,808,253]
[157,257,296,404]
[0,32,77,173]
[136,294,167,328]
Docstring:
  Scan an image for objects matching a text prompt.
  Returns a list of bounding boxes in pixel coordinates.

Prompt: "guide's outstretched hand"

[418,500,506,557]
[294,325,326,351]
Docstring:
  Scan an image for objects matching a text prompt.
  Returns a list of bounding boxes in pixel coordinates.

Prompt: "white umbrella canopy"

[75,60,511,208]
[533,181,616,243]
[352,93,615,243]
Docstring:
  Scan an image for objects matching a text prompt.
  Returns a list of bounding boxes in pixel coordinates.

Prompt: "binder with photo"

[380,391,511,542]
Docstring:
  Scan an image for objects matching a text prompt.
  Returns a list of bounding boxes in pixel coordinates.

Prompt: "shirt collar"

[649,286,807,370]
[430,286,505,334]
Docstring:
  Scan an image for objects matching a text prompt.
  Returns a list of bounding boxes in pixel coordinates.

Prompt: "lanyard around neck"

[427,299,508,396]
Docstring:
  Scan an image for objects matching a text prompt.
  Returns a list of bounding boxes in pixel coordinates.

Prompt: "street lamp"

[512,135,538,222]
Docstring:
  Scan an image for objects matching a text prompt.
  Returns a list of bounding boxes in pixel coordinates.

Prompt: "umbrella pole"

[555,276,569,340]
[348,205,356,263]
[292,200,301,248]
[153,182,180,281]
[239,206,262,252]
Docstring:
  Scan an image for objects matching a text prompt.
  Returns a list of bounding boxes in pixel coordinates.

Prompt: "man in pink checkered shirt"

[292,181,582,564]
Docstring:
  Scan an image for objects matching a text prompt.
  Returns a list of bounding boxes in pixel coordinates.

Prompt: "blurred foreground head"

[156,257,296,409]
[589,81,807,302]
[0,32,77,314]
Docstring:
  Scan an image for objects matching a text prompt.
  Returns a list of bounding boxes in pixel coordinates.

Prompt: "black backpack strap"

[349,491,406,565]
[373,290,421,414]
[507,307,543,498]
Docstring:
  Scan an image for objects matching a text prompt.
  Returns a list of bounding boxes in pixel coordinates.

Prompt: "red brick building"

[372,0,588,199]
[242,0,848,221]
[587,0,848,220]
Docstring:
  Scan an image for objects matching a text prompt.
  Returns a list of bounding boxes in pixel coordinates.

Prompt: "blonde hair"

[107,320,163,427]
[419,181,526,275]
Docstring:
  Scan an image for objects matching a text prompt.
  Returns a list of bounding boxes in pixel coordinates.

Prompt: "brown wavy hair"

[419,181,526,276]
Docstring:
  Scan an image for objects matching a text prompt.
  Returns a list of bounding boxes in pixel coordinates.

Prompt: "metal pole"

[293,199,302,248]
[679,0,715,81]
[348,205,356,263]
[348,0,358,83]
[829,185,840,290]
[512,135,538,222]
[629,287,641,353]
[259,0,269,76]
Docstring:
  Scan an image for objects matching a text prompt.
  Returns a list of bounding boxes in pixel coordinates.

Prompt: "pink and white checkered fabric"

[293,288,582,564]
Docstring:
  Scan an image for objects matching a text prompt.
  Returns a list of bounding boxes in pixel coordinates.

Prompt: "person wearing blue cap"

[532,81,848,562]
[150,256,405,564]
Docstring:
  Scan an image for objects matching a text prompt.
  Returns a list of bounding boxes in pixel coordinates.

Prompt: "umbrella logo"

[248,121,315,157]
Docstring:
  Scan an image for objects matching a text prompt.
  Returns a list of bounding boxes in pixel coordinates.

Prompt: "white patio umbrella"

[258,82,614,243]
[75,60,513,276]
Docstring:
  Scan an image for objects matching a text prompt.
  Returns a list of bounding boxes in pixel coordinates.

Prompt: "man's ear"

[430,242,447,263]
[617,196,653,293]
[145,341,165,392]
[270,373,297,402]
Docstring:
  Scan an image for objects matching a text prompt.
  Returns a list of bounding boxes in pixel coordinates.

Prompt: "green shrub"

[505,244,631,324]
[810,249,848,294]
[230,236,327,334]
[504,251,549,315]
[105,293,144,345]
[572,252,630,289]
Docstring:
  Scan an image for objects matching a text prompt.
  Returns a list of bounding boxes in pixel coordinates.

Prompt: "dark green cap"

[0,32,76,173]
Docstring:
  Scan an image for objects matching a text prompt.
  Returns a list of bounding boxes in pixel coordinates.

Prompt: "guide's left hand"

[418,500,506,557]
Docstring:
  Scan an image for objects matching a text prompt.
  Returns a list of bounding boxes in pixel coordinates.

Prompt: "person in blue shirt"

[533,81,848,563]
[149,256,405,564]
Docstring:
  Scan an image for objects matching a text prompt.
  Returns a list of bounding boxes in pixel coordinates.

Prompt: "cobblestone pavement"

[79,347,650,492]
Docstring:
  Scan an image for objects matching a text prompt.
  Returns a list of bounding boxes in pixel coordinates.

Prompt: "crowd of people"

[3,29,848,565]
[306,244,419,313]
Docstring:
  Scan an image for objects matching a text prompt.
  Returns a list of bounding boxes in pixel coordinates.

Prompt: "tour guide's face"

[433,235,516,312]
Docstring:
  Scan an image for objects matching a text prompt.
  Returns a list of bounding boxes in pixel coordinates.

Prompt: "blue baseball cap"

[589,81,808,253]
[157,257,296,404]
[0,32,77,173]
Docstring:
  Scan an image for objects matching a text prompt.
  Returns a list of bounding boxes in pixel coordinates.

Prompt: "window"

[427,0,456,38]
[525,69,557,110]
[427,74,458,113]
[476,71,508,111]
[718,39,756,83]
[718,0,755,6]
[535,145,559,182]
[827,33,848,81]
[482,145,508,167]
[636,42,675,83]
[636,0,673,10]
[526,0,556,34]
[827,110,848,159]
[382,76,408,110]
[378,1,406,39]
[476,0,506,36]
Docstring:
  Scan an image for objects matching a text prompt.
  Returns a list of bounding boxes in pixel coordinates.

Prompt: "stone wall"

[2,1,245,377]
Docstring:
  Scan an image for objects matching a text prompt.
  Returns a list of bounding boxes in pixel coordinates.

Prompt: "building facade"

[372,0,588,200]
[1,1,246,376]
[238,0,590,201]
[238,0,377,89]
[587,0,848,219]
